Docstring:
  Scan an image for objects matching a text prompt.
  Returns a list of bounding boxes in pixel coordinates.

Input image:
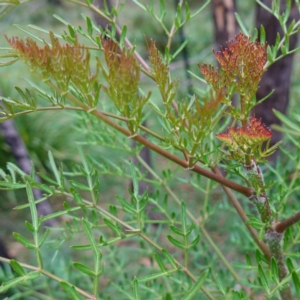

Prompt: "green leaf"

[13,24,44,43]
[0,276,26,293]
[182,269,209,300]
[173,37,189,59]
[48,151,61,186]
[215,274,225,295]
[159,0,166,20]
[26,183,38,230]
[30,182,53,194]
[132,0,146,10]
[164,46,172,63]
[82,219,100,257]
[154,253,167,273]
[185,2,191,21]
[284,0,291,23]
[0,181,25,189]
[167,235,185,249]
[273,109,300,133]
[181,201,187,234]
[130,161,139,198]
[13,232,35,249]
[60,282,83,300]
[0,58,19,67]
[53,14,69,26]
[292,271,300,297]
[268,45,275,62]
[258,262,270,293]
[162,249,177,268]
[10,260,25,276]
[132,277,140,300]
[38,172,58,185]
[234,13,249,36]
[190,0,210,18]
[119,25,127,48]
[260,25,266,44]
[70,187,84,205]
[86,16,93,36]
[246,253,252,266]
[271,257,279,283]
[25,221,35,233]
[188,234,200,249]
[73,262,95,276]
[286,257,295,272]
[68,24,75,38]
[69,180,90,191]
[116,196,136,213]
[170,225,184,236]
[103,218,123,237]
[287,19,295,34]
[39,229,49,247]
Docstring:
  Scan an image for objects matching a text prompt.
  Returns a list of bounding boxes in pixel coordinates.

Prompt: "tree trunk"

[212,0,238,47]
[0,114,57,227]
[254,0,299,152]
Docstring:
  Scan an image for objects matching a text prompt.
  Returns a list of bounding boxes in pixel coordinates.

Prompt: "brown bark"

[0,100,57,227]
[254,1,299,151]
[212,0,238,47]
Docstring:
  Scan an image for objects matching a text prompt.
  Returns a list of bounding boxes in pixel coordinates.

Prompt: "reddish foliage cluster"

[6,32,100,103]
[147,40,178,106]
[102,38,140,100]
[199,33,266,96]
[100,38,149,134]
[196,90,224,120]
[217,116,272,148]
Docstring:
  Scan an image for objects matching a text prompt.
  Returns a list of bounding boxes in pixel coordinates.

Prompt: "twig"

[212,167,271,259]
[275,211,300,233]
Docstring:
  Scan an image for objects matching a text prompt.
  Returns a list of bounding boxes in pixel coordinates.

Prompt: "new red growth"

[217,116,272,148]
[199,33,266,96]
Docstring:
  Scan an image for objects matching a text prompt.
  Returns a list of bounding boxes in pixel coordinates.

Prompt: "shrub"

[0,1,300,299]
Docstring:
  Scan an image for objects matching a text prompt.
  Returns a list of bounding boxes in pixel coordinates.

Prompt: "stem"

[275,211,300,233]
[166,0,184,50]
[44,82,252,197]
[0,256,96,299]
[212,167,271,260]
[265,231,293,299]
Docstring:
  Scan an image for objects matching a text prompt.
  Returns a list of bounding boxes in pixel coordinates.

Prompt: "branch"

[275,211,300,233]
[212,167,271,259]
